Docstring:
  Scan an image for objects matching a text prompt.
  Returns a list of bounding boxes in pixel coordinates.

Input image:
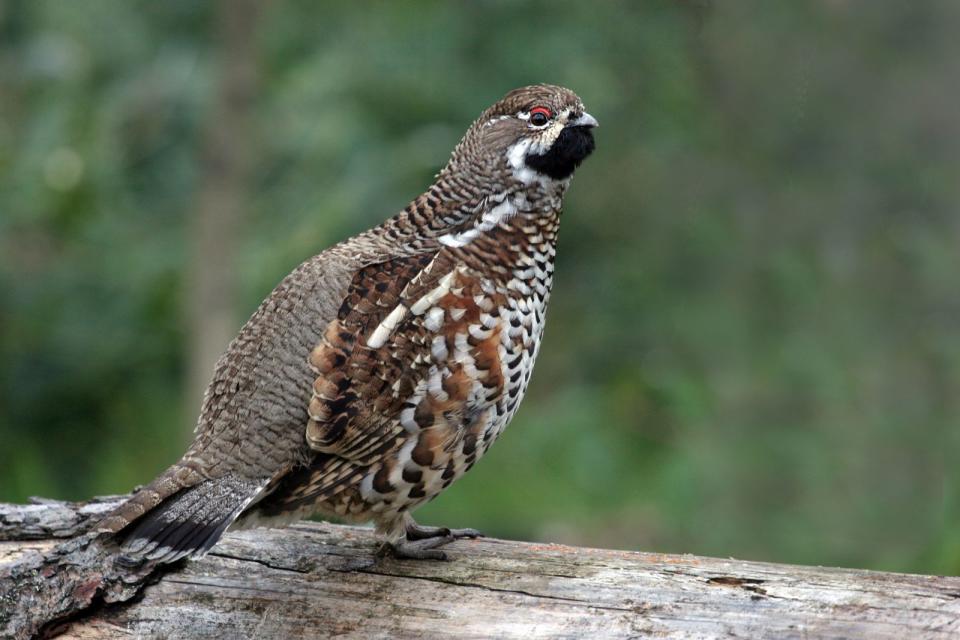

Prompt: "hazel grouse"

[100,84,598,561]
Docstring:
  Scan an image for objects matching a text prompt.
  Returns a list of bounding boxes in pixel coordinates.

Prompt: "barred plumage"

[100,84,597,562]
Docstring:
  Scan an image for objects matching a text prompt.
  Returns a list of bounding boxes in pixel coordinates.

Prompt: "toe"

[386,539,451,561]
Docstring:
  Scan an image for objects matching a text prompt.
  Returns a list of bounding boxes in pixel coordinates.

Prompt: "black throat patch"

[524,126,596,180]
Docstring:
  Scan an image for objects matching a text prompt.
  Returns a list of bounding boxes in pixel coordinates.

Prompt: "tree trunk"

[186,0,263,431]
[1,497,958,639]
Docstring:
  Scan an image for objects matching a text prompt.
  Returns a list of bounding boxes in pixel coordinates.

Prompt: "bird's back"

[98,239,374,560]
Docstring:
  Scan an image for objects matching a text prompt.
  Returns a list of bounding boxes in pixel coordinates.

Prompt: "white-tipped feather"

[368,304,409,349]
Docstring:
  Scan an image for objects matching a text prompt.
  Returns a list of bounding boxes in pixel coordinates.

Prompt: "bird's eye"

[529,106,552,127]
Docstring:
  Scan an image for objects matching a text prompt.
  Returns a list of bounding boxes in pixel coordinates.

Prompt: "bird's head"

[444,84,597,189]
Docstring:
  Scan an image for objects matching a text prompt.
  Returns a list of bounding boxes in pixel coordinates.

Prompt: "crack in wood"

[207,551,313,574]
[2,499,960,640]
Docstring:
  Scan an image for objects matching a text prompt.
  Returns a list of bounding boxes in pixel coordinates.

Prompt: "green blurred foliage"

[1,0,958,574]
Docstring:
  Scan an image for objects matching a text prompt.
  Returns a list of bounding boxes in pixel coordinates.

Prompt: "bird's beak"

[567,112,599,129]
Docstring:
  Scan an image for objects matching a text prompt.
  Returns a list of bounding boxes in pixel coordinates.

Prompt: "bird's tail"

[98,465,266,564]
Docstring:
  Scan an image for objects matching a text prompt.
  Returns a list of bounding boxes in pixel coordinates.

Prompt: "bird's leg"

[379,515,483,560]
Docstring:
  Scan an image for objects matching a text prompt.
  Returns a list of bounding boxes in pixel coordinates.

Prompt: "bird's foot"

[405,521,483,542]
[381,535,455,561]
[379,522,483,560]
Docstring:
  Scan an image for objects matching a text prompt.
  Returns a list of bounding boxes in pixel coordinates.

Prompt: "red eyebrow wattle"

[530,106,552,118]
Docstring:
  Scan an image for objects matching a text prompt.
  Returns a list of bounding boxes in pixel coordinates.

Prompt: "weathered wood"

[1,498,958,639]
[0,497,159,640]
[0,496,122,541]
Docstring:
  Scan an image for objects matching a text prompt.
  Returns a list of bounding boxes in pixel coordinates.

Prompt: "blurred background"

[1,0,958,575]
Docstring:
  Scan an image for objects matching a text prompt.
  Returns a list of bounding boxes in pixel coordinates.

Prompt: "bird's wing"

[304,247,509,466]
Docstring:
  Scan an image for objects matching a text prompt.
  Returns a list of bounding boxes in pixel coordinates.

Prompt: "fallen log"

[0,497,958,639]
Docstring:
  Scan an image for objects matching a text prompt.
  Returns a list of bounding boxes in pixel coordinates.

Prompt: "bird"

[99,84,597,562]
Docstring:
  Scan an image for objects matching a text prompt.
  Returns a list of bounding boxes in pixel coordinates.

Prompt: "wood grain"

[1,498,958,639]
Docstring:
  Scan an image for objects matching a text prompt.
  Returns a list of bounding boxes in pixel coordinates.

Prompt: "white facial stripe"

[482,114,512,128]
[507,138,532,170]
[505,135,563,186]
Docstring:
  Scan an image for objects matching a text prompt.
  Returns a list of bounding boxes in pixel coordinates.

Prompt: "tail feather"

[122,481,209,554]
[107,472,267,564]
[122,488,209,557]
[162,517,233,563]
[98,462,205,535]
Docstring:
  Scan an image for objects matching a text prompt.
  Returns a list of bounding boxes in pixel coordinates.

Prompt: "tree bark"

[1,498,958,639]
